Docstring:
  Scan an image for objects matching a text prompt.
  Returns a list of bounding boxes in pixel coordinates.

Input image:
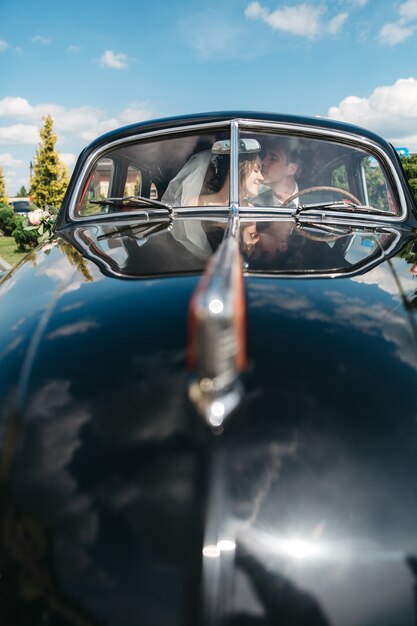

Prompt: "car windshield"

[76,129,231,217]
[239,129,400,215]
[12,200,30,212]
[74,125,401,218]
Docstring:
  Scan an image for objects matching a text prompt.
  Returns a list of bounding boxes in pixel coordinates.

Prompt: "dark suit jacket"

[253,187,348,209]
[253,188,288,207]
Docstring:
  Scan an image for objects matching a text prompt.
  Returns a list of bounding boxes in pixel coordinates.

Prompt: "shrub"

[12,215,38,250]
[0,205,38,249]
[0,205,17,236]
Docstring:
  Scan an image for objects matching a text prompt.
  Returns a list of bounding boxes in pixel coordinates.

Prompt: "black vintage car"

[1,112,417,626]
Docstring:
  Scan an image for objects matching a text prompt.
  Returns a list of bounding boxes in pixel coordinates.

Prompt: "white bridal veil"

[162,150,214,259]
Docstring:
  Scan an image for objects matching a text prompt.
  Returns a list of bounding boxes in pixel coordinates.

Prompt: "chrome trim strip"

[240,214,405,231]
[238,207,401,223]
[230,120,239,208]
[64,208,172,225]
[68,121,231,222]
[361,159,370,206]
[172,207,230,218]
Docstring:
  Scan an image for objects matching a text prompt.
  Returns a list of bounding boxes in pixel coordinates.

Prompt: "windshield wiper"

[293,201,385,216]
[90,195,172,212]
[97,220,172,242]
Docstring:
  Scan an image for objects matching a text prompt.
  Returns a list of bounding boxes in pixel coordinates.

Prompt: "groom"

[254,138,301,208]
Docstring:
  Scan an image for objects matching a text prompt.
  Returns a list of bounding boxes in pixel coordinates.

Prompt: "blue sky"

[1,0,417,194]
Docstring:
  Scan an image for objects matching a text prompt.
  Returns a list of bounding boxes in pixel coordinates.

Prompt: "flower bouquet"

[23,205,59,243]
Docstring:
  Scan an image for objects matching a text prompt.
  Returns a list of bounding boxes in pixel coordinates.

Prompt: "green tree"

[401,154,417,204]
[30,114,69,210]
[16,185,28,197]
[0,166,8,205]
[364,158,389,211]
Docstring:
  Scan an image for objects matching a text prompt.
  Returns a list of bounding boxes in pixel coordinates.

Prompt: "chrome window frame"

[68,118,408,224]
[361,159,370,206]
[69,121,232,222]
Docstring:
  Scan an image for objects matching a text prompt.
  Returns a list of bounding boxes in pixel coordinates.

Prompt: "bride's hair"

[202,153,259,195]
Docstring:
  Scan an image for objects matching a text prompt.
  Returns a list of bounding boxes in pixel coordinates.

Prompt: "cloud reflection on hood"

[10,345,205,624]
[247,275,417,373]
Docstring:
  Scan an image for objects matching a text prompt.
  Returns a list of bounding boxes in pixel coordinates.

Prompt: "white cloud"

[47,321,100,340]
[245,2,325,37]
[60,152,77,169]
[53,105,105,133]
[115,104,151,125]
[0,40,8,52]
[327,11,348,34]
[0,96,34,117]
[0,97,152,145]
[379,21,414,44]
[31,35,51,45]
[400,0,417,20]
[100,50,128,69]
[67,45,81,54]
[328,77,417,150]
[379,0,417,45]
[76,103,151,142]
[0,123,38,145]
[0,152,25,168]
[245,1,265,19]
[245,2,349,37]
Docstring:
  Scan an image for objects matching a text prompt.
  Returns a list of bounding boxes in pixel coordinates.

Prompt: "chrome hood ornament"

[188,213,246,431]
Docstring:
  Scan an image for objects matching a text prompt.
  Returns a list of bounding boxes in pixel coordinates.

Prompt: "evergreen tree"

[30,115,69,210]
[16,185,28,197]
[401,154,417,204]
[0,165,8,205]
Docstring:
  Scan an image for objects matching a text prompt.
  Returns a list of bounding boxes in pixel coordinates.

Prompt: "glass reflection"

[241,219,399,275]
[63,219,226,277]
[240,130,400,215]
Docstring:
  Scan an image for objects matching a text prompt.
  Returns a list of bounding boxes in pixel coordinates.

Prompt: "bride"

[196,150,264,207]
[162,139,264,208]
[161,140,264,258]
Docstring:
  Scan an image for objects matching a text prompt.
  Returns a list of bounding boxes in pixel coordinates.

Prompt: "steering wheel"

[281,185,362,208]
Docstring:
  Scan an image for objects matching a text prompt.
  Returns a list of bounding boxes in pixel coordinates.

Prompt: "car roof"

[81,110,395,156]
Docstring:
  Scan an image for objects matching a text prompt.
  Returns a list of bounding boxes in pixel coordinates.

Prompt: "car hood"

[220,266,417,624]
[1,219,417,625]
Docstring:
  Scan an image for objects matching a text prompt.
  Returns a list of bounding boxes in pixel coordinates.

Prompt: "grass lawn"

[0,236,29,267]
